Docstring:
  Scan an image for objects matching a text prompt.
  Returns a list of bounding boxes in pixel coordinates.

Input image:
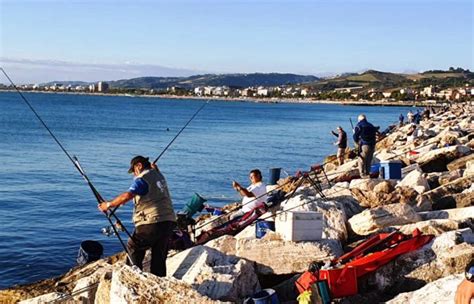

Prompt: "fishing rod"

[153,100,209,164]
[0,68,134,264]
[108,100,209,218]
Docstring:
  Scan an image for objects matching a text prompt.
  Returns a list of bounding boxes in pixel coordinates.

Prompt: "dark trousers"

[127,221,175,277]
[358,144,375,177]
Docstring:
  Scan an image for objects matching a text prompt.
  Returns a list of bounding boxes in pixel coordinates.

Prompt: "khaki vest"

[132,169,176,227]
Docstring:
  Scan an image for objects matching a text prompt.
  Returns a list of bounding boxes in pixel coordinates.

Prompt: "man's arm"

[331,130,338,137]
[232,181,254,198]
[353,125,361,143]
[98,192,134,212]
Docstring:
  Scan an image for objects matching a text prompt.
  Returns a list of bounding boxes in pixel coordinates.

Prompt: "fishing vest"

[132,169,176,227]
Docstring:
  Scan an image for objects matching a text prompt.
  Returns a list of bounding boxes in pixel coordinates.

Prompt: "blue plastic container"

[370,163,380,174]
[269,168,281,185]
[380,160,403,180]
[255,220,275,239]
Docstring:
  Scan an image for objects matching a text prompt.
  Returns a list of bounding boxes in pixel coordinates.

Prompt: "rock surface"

[166,245,259,302]
[348,203,421,235]
[386,273,465,304]
[109,264,221,304]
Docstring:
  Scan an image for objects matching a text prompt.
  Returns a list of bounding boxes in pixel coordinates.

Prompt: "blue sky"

[0,0,472,83]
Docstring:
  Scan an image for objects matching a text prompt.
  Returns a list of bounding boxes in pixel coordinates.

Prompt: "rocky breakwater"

[1,103,473,303]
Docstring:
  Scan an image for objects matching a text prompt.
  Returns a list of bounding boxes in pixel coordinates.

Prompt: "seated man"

[230,169,268,220]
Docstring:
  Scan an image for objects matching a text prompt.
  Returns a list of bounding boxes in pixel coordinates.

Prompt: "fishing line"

[1,68,134,264]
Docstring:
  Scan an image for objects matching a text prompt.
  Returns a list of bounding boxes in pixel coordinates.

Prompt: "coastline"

[0,89,444,107]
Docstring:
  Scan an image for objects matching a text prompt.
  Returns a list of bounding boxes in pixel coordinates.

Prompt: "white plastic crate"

[276,211,323,241]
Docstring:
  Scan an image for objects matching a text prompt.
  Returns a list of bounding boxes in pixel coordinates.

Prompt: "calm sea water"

[0,92,416,288]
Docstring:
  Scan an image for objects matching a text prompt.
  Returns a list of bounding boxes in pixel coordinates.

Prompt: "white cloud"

[0,57,204,84]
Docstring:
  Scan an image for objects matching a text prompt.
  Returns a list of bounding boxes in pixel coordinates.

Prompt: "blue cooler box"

[380,160,403,180]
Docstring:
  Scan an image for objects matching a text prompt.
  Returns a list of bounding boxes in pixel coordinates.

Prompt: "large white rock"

[396,169,430,194]
[166,245,260,302]
[19,293,68,304]
[348,203,421,236]
[349,178,389,192]
[385,274,465,304]
[72,264,113,303]
[465,160,474,177]
[109,264,221,304]
[234,236,342,275]
[418,206,474,221]
[390,219,465,236]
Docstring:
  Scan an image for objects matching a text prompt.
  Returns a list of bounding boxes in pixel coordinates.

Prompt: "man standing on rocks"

[99,155,176,277]
[331,126,347,166]
[353,114,378,179]
[399,113,404,127]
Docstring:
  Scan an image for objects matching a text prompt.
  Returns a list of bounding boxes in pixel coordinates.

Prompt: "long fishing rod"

[0,68,134,264]
[108,100,209,217]
[153,100,209,164]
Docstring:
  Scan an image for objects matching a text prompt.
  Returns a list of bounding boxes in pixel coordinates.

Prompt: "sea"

[0,92,417,288]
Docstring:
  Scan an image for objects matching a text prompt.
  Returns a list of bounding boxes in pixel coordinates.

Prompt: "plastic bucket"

[183,193,207,218]
[255,220,275,239]
[269,168,281,185]
[77,240,103,266]
[245,288,279,304]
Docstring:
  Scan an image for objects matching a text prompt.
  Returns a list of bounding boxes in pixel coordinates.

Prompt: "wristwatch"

[465,260,474,282]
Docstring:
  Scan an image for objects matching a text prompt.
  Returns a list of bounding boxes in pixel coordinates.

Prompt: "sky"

[0,0,473,83]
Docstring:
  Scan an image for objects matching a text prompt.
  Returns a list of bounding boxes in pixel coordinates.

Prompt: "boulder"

[418,206,474,221]
[109,264,220,304]
[418,145,470,173]
[166,246,260,302]
[366,229,474,295]
[349,178,389,192]
[396,169,430,194]
[447,153,474,171]
[438,169,464,186]
[373,180,394,194]
[206,235,238,255]
[418,175,474,210]
[19,293,67,304]
[351,187,420,210]
[464,160,474,177]
[385,274,464,304]
[390,218,467,236]
[94,272,112,304]
[72,265,112,303]
[348,203,421,236]
[234,236,342,275]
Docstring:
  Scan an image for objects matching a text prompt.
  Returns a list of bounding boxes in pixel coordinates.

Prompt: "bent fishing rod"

[1,68,134,264]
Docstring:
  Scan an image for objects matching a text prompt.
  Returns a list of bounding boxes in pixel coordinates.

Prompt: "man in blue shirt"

[99,156,176,277]
[353,114,378,178]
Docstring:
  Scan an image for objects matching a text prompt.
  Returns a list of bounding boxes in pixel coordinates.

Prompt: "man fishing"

[98,155,176,277]
[331,126,347,166]
[230,169,268,220]
[353,114,378,179]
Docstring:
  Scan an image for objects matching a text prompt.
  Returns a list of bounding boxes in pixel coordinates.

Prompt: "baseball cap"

[128,155,150,174]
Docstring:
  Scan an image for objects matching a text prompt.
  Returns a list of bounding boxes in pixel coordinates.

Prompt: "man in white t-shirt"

[230,169,268,220]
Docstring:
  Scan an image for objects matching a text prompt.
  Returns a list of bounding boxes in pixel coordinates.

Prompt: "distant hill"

[309,69,473,91]
[108,73,319,89]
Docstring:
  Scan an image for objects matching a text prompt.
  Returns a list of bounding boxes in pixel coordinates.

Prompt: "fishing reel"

[101,220,125,237]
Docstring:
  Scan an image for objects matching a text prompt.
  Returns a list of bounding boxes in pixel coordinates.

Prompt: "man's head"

[337,126,343,132]
[249,169,262,184]
[358,114,366,122]
[128,155,151,175]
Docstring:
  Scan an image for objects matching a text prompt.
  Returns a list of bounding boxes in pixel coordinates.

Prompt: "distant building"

[194,87,204,96]
[89,84,96,92]
[421,85,437,97]
[334,86,363,93]
[241,88,255,97]
[382,92,392,98]
[97,81,109,92]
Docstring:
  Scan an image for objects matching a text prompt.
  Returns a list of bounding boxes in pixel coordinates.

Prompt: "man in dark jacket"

[331,126,347,166]
[353,114,378,178]
[98,156,176,277]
